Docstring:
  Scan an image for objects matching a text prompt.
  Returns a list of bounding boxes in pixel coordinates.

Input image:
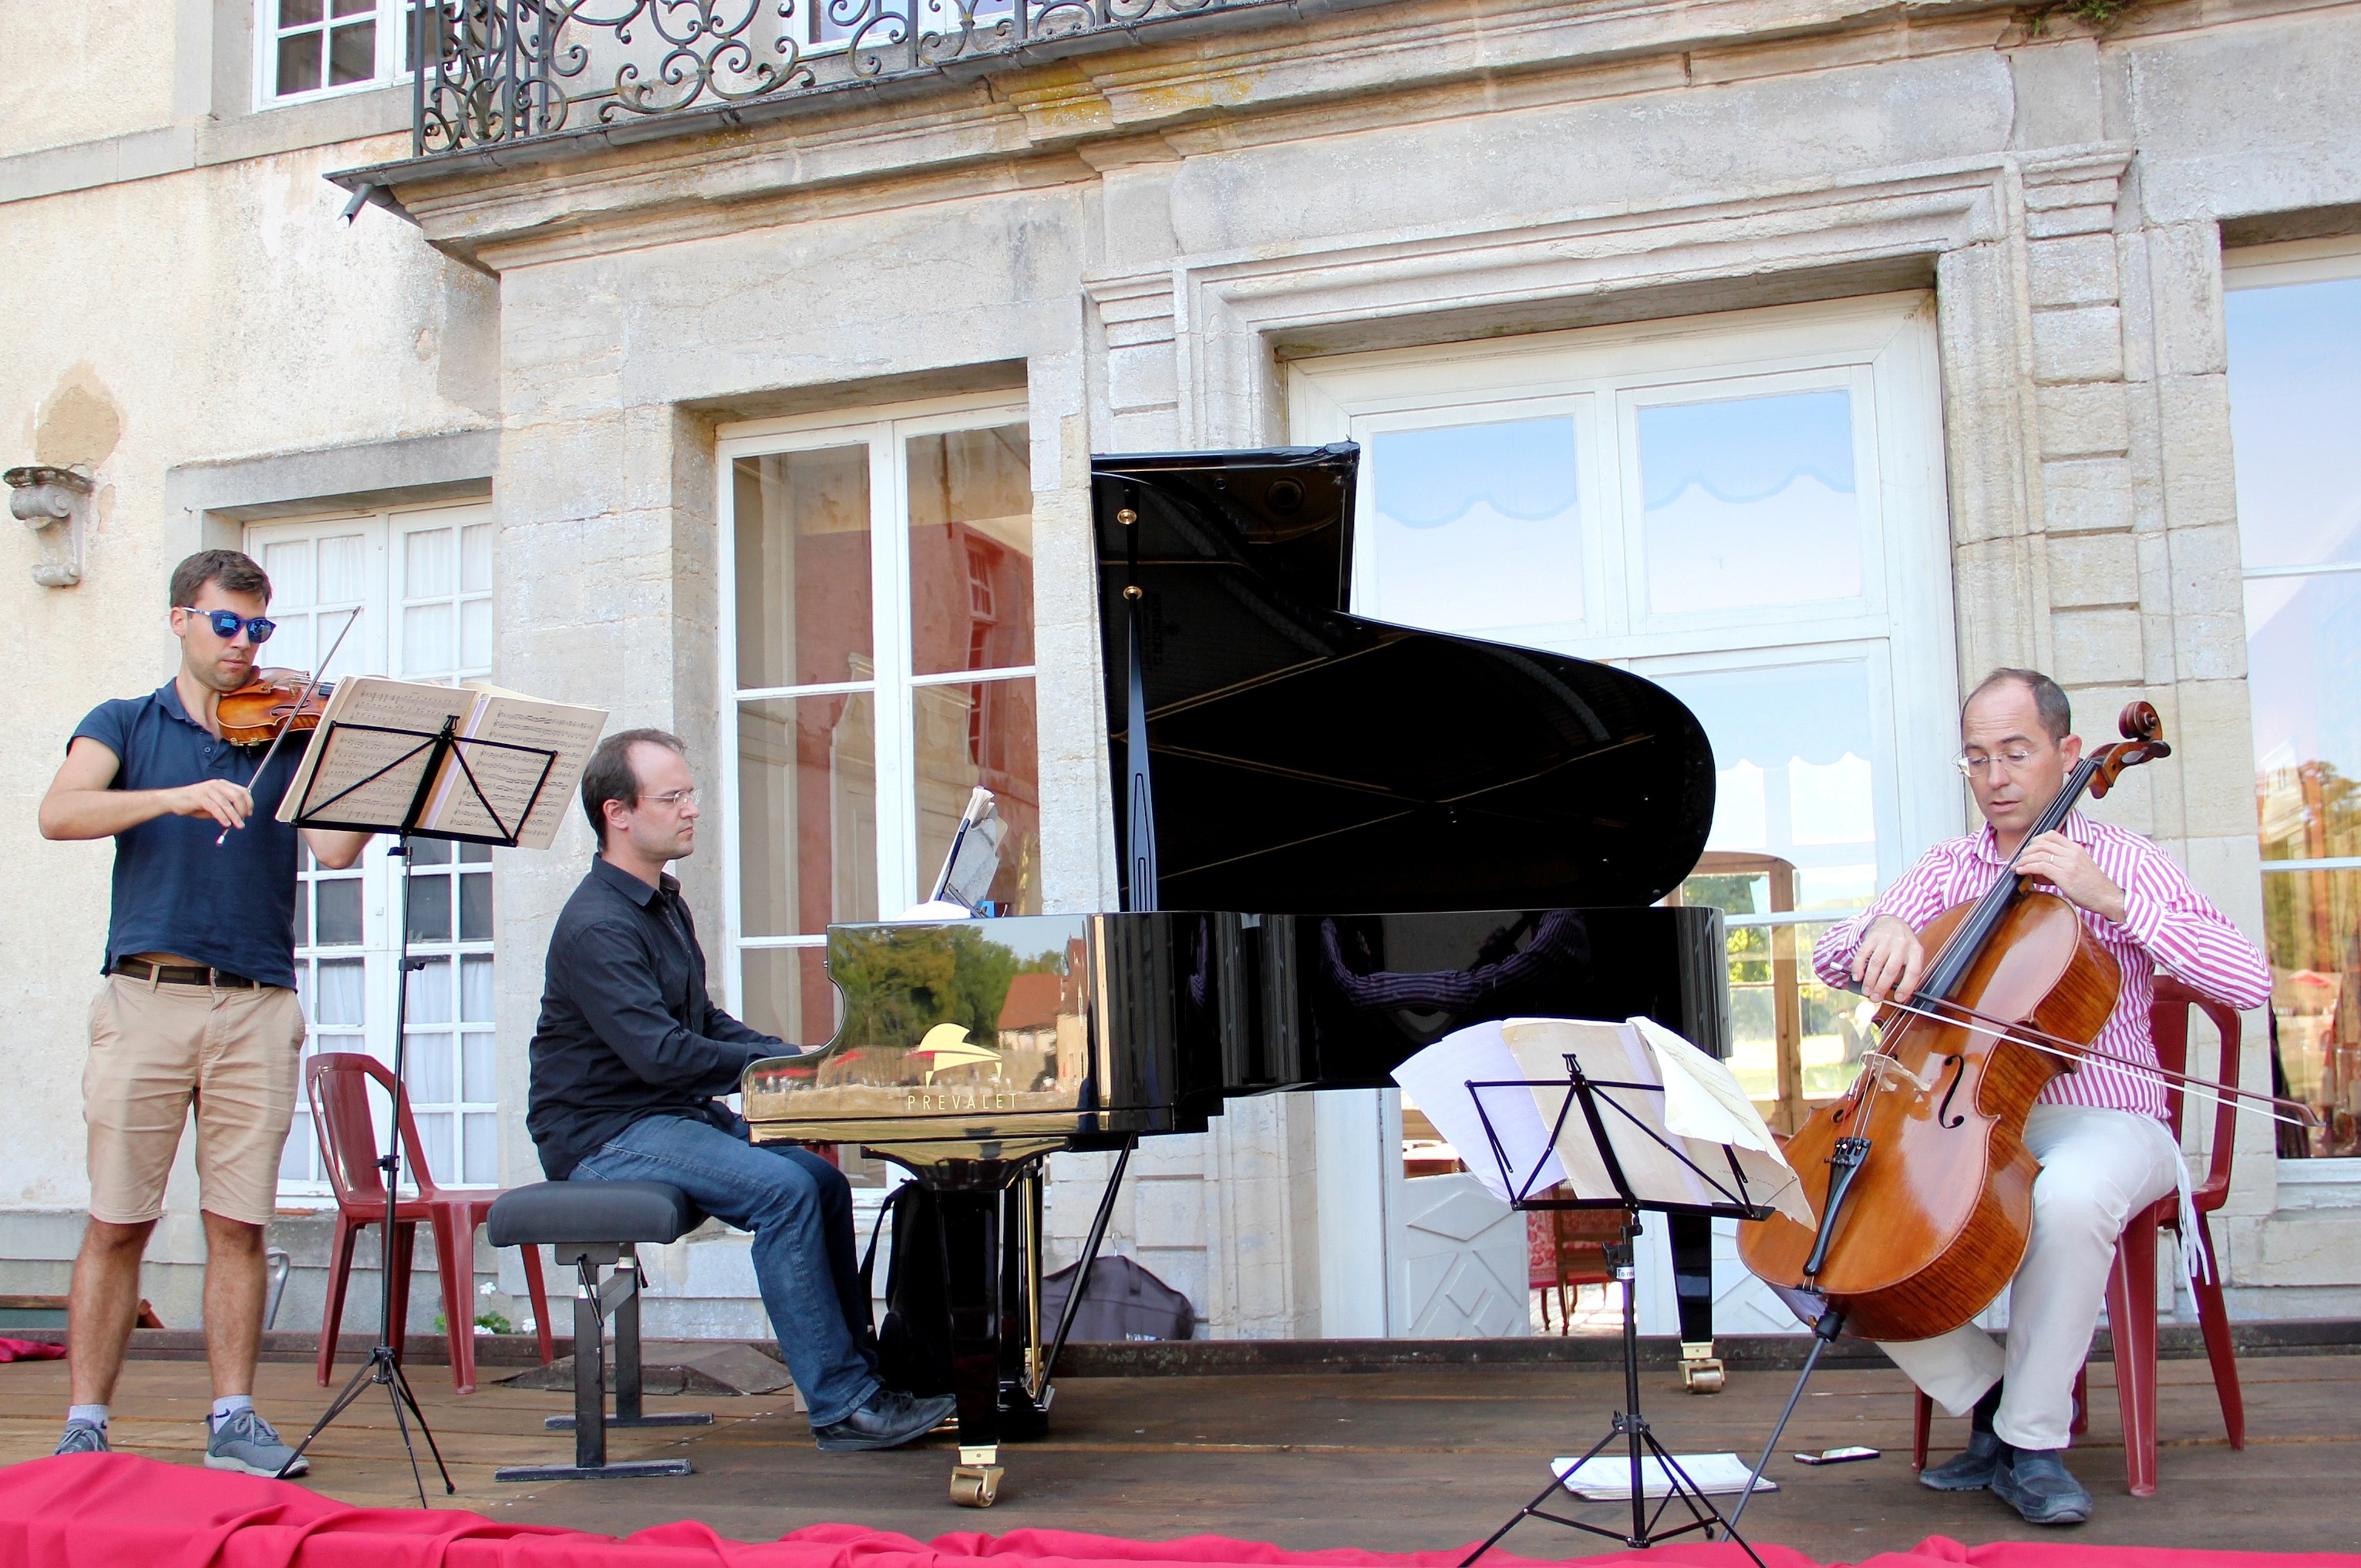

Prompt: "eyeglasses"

[177,607,276,645]
[1955,744,2047,777]
[642,788,699,811]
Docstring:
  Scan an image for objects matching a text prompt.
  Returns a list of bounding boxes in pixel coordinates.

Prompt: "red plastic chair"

[308,1052,556,1394]
[1911,977,2246,1495]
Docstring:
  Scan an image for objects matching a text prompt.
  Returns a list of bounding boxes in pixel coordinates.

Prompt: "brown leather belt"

[113,958,257,989]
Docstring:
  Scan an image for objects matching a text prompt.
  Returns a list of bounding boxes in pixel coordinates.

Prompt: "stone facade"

[4,0,2359,1339]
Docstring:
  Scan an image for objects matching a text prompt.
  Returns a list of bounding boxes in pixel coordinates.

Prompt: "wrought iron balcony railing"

[412,0,1268,156]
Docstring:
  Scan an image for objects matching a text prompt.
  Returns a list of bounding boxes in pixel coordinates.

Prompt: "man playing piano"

[527,728,955,1451]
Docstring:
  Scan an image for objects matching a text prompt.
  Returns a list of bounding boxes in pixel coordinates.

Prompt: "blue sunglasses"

[177,606,276,645]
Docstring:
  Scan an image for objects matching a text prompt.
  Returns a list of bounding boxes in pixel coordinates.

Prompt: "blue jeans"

[570,1115,880,1425]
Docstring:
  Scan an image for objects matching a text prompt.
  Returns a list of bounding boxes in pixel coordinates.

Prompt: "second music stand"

[1458,1045,1775,1568]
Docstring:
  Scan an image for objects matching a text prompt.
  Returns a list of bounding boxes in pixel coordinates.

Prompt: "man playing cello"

[1814,668,2269,1525]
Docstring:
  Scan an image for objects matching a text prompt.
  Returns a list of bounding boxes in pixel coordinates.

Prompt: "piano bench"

[488,1181,712,1482]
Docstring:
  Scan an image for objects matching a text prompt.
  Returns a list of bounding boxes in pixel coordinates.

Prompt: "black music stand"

[272,714,557,1504]
[1457,1052,1774,1568]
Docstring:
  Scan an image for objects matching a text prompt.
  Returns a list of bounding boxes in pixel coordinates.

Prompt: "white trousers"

[1874,1104,2183,1451]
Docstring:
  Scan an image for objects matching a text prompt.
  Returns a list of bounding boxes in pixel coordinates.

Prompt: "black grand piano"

[742,443,1729,1506]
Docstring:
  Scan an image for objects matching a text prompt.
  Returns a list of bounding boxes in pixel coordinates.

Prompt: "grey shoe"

[204,1408,309,1479]
[813,1388,958,1452]
[52,1420,109,1457]
[1991,1445,2090,1526]
[1919,1427,2003,1491]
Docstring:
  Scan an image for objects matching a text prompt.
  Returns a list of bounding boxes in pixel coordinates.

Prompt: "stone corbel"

[5,464,92,587]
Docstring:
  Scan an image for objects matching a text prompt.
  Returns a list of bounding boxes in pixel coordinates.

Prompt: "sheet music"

[1500,1018,1814,1224]
[277,678,473,829]
[1391,1021,1568,1204]
[436,685,607,850]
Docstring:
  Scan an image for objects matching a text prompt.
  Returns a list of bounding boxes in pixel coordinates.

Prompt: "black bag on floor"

[1040,1253,1195,1342]
[861,1180,955,1397]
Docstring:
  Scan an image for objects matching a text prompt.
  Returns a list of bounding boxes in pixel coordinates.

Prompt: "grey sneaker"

[205,1408,309,1479]
[53,1420,109,1457]
[1990,1445,2090,1526]
[1919,1427,2003,1491]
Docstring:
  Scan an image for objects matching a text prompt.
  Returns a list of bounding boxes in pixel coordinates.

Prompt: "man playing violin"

[38,550,372,1475]
[1816,668,2269,1525]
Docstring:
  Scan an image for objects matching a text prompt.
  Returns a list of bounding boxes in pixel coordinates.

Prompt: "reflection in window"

[1362,416,1583,636]
[1639,390,1862,615]
[2230,264,2361,1156]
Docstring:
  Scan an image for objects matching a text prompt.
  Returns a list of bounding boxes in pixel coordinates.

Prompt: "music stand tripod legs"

[275,832,453,1503]
[1460,1220,1766,1568]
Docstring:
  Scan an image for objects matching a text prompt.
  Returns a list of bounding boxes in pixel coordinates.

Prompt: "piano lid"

[1094,443,1716,915]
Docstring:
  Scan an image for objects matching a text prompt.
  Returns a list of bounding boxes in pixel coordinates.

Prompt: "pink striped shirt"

[1811,812,2271,1119]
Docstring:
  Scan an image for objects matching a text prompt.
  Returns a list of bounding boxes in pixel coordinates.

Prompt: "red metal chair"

[1911,977,2247,1495]
[308,1052,556,1394]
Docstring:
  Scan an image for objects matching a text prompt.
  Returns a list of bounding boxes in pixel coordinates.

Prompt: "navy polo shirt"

[71,682,308,990]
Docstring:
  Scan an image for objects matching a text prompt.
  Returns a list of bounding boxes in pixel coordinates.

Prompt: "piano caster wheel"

[951,1465,1004,1508]
[1681,1357,1726,1395]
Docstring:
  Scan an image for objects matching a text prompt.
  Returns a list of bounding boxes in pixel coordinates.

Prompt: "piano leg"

[937,1183,1007,1506]
[1669,1213,1724,1393]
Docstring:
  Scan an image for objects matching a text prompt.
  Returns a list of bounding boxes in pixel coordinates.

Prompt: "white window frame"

[2226,235,2361,1169]
[1288,291,1965,908]
[249,500,504,1199]
[714,391,1036,1018]
[255,0,415,108]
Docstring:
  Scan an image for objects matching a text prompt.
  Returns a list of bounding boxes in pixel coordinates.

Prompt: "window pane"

[275,31,322,93]
[460,954,494,1022]
[1639,389,1863,615]
[403,603,453,674]
[318,534,367,603]
[409,838,453,866]
[460,599,492,671]
[264,539,314,607]
[463,1112,497,1185]
[1719,919,1865,1134]
[913,675,1040,914]
[407,873,453,940]
[738,693,877,937]
[2226,276,2361,570]
[734,448,871,691]
[2252,570,2361,861]
[316,877,363,945]
[739,946,837,1048]
[281,0,325,25]
[2262,867,2361,1156]
[281,1122,315,1182]
[328,19,375,85]
[332,0,372,18]
[291,886,309,947]
[406,526,456,599]
[461,522,493,592]
[406,1042,455,1104]
[1361,416,1582,637]
[413,1110,453,1186]
[907,426,1033,675]
[316,957,365,1027]
[459,871,492,940]
[462,1033,497,1101]
[459,840,492,863]
[409,956,452,1025]
[1658,661,1880,914]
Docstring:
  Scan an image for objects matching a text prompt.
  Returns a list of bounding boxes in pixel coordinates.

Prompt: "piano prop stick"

[741,443,1731,1507]
[1430,1018,1801,1567]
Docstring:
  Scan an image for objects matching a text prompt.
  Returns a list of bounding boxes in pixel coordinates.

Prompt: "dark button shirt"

[71,682,305,990]
[527,857,783,1181]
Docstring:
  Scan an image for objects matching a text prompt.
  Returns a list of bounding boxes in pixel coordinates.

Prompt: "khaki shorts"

[84,974,307,1227]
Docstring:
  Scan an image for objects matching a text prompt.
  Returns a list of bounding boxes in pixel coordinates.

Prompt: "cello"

[1736,702,2171,1342]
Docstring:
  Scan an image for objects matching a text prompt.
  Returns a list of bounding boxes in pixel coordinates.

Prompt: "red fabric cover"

[0,1339,64,1363]
[1,1455,2354,1568]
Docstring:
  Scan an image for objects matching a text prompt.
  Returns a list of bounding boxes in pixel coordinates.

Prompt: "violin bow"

[214,607,360,847]
[1843,988,2322,1131]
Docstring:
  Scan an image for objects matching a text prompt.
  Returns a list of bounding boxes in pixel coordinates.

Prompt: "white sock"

[209,1394,254,1428]
[66,1405,108,1430]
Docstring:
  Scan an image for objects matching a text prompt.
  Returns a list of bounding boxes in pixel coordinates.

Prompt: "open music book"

[274,675,607,849]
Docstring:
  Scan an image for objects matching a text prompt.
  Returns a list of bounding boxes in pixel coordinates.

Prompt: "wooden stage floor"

[2,1351,2356,1560]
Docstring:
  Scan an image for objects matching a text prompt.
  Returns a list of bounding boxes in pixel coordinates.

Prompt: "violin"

[1735,703,2173,1342]
[217,668,335,748]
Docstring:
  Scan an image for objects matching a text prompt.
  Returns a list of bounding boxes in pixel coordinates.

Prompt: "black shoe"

[1991,1445,2091,1526]
[1919,1428,2003,1491]
[813,1388,958,1452]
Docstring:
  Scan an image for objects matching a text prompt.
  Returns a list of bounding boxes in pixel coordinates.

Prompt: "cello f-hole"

[1935,1054,1968,1129]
